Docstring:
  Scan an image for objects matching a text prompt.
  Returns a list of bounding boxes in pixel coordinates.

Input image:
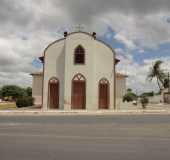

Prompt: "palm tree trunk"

[156,77,161,91]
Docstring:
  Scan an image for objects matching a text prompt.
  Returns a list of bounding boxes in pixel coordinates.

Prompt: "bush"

[123,92,137,102]
[140,91,154,97]
[16,97,34,108]
[140,96,149,109]
[0,88,2,99]
[26,87,32,96]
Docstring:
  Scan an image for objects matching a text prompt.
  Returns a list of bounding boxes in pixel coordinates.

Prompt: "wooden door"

[99,79,109,109]
[49,78,59,109]
[71,74,86,109]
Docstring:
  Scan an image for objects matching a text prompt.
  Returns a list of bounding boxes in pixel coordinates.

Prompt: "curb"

[0,110,170,116]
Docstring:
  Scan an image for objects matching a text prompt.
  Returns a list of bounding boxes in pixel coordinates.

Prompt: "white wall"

[42,32,116,110]
[115,76,126,108]
[64,33,115,110]
[93,40,114,109]
[43,40,65,110]
[32,75,43,105]
[116,77,126,98]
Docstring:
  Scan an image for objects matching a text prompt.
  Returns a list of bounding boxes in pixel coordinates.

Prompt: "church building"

[31,31,127,110]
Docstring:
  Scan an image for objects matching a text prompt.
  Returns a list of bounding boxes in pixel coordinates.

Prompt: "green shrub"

[140,91,154,97]
[0,88,2,99]
[26,87,32,96]
[16,97,34,108]
[123,92,137,102]
[140,96,149,109]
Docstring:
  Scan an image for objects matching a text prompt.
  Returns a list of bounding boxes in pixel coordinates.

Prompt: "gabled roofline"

[67,32,117,55]
[40,31,119,64]
[42,31,116,56]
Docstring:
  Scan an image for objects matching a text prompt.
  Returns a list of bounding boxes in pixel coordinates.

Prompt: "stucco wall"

[32,75,43,105]
[41,32,116,110]
[115,76,126,108]
[116,77,126,98]
[93,40,114,109]
[43,40,65,110]
[64,33,115,110]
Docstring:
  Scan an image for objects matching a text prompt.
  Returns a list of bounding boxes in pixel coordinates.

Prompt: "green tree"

[140,96,149,109]
[147,60,165,91]
[123,89,138,102]
[163,78,169,89]
[163,72,170,90]
[140,91,154,97]
[0,87,2,98]
[1,85,25,100]
[26,87,32,96]
[127,88,132,92]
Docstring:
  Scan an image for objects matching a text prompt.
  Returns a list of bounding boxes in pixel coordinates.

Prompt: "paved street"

[0,115,170,160]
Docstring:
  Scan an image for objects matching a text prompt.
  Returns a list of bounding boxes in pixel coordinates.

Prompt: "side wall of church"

[32,74,43,106]
[93,40,115,109]
[116,77,126,98]
[115,76,126,107]
[42,40,65,110]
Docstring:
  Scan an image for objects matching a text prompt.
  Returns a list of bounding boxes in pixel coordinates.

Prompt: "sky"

[0,0,170,94]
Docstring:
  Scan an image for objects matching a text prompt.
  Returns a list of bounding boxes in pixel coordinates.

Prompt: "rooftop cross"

[75,24,84,32]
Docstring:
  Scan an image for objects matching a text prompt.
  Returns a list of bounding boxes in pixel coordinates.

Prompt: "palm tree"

[147,60,165,91]
[163,78,169,88]
[163,72,170,90]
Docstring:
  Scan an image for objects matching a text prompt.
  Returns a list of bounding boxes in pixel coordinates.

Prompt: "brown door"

[72,81,86,109]
[49,78,59,109]
[99,79,109,109]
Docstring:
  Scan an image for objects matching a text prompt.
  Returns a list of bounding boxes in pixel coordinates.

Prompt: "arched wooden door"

[99,78,109,109]
[48,78,59,109]
[71,74,86,109]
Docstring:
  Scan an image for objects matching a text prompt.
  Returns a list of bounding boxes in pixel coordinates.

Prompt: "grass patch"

[0,102,17,110]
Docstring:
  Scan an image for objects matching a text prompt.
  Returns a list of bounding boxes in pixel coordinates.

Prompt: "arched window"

[72,73,86,81]
[74,45,85,64]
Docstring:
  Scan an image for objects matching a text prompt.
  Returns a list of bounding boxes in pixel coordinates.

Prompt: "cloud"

[114,34,137,50]
[55,0,170,23]
[0,0,170,92]
[116,48,170,93]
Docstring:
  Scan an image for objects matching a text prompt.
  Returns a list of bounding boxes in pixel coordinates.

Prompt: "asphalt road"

[0,115,170,160]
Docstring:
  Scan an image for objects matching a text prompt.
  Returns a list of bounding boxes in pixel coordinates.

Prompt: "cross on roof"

[75,24,84,31]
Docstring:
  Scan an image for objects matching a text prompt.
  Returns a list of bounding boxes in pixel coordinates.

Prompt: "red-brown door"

[72,81,86,109]
[99,79,109,109]
[49,78,59,109]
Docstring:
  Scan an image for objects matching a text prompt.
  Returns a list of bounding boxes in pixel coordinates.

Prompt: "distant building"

[162,88,170,104]
[31,31,127,110]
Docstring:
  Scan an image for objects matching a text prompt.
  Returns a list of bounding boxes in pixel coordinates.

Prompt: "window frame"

[74,45,85,65]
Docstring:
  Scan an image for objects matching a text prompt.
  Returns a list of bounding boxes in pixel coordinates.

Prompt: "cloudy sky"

[0,0,170,94]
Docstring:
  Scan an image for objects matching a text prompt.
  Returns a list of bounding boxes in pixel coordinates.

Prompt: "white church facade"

[31,31,127,110]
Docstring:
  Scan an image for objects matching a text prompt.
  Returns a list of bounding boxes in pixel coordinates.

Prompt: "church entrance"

[99,78,109,109]
[48,78,59,109]
[71,74,86,109]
